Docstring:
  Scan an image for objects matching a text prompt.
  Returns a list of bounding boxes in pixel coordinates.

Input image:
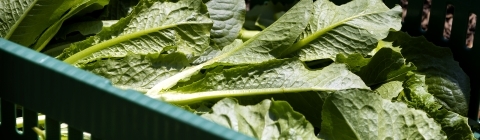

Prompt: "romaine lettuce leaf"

[399,72,474,139]
[232,91,329,128]
[32,0,110,51]
[54,20,117,40]
[156,59,368,104]
[278,0,402,61]
[201,98,318,139]
[354,48,415,86]
[374,81,403,100]
[336,47,416,86]
[320,89,447,139]
[0,0,96,47]
[206,0,246,48]
[82,52,190,92]
[335,53,370,73]
[59,0,213,65]
[146,0,313,95]
[384,31,470,116]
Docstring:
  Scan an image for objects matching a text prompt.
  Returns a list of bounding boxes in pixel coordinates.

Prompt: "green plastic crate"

[1,0,480,139]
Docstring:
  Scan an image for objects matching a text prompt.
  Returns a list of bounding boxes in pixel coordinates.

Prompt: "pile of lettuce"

[1,0,475,139]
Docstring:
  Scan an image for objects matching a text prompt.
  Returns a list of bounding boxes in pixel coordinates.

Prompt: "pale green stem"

[63,24,177,64]
[238,29,261,41]
[146,61,211,96]
[33,127,46,140]
[152,87,335,104]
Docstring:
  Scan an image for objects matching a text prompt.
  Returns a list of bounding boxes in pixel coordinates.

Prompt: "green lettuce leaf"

[384,31,470,115]
[32,0,110,51]
[278,0,402,61]
[55,20,117,40]
[355,47,416,86]
[0,0,83,47]
[59,0,213,65]
[146,0,313,95]
[335,53,370,73]
[398,72,442,111]
[233,91,328,128]
[191,39,243,65]
[154,59,368,104]
[201,98,318,139]
[320,89,446,139]
[433,110,475,140]
[374,81,403,100]
[336,47,416,86]
[44,19,116,57]
[399,72,474,139]
[82,52,190,92]
[206,0,246,48]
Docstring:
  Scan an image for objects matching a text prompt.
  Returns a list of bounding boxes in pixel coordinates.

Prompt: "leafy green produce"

[83,52,190,92]
[145,0,313,95]
[384,31,471,116]
[32,0,110,51]
[58,0,213,65]
[55,20,117,40]
[205,0,246,48]
[1,0,475,139]
[280,0,402,61]
[233,91,329,128]
[320,89,447,140]
[374,80,403,100]
[398,72,474,139]
[0,0,108,50]
[337,47,416,86]
[202,98,317,139]
[160,59,368,104]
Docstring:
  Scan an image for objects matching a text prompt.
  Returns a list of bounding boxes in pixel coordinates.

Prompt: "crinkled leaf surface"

[281,0,402,61]
[146,0,313,94]
[384,31,470,116]
[201,98,318,139]
[399,72,442,111]
[399,72,474,140]
[192,39,243,65]
[82,52,190,92]
[157,59,368,104]
[0,0,80,47]
[206,0,246,48]
[214,0,312,65]
[234,91,328,128]
[59,0,213,65]
[374,81,403,100]
[320,89,446,140]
